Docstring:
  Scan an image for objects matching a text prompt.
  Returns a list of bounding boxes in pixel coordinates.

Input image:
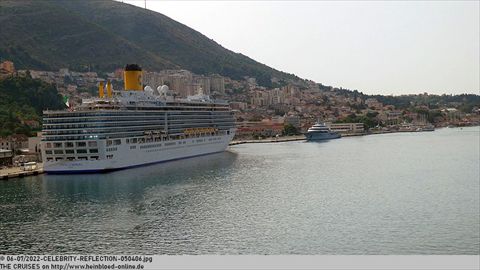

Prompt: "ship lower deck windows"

[46,143,52,149]
[45,150,52,155]
[89,149,98,153]
[113,139,121,145]
[106,155,113,159]
[54,143,63,148]
[67,157,75,161]
[78,157,88,160]
[90,156,99,160]
[130,145,136,149]
[88,141,97,147]
[46,158,53,161]
[65,149,74,154]
[65,142,74,148]
[77,149,87,154]
[54,150,64,155]
[76,142,86,147]
[55,157,63,161]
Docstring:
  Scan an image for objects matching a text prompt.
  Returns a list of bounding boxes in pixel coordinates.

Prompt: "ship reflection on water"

[41,151,239,198]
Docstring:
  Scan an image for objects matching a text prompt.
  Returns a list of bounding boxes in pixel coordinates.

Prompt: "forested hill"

[0,0,301,87]
[0,75,64,137]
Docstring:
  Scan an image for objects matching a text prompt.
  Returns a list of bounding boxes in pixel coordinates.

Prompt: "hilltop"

[0,0,300,87]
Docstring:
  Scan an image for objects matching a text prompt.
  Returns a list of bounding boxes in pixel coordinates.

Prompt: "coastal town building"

[0,149,13,165]
[236,120,284,138]
[326,123,365,134]
[285,115,301,128]
[0,60,15,75]
[28,133,42,161]
[1,135,28,152]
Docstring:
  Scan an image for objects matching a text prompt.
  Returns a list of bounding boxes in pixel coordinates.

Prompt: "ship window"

[88,141,97,147]
[76,142,86,147]
[46,158,53,161]
[45,150,52,155]
[54,150,64,155]
[131,138,137,143]
[90,156,99,160]
[106,155,113,159]
[77,149,87,154]
[55,157,63,161]
[67,157,75,161]
[65,142,74,148]
[54,143,63,148]
[46,143,52,149]
[65,149,74,154]
[89,149,98,153]
[130,146,136,149]
[113,139,121,145]
[78,157,88,160]
[106,140,112,146]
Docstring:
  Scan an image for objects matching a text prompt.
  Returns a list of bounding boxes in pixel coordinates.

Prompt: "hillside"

[0,0,300,87]
[0,75,64,137]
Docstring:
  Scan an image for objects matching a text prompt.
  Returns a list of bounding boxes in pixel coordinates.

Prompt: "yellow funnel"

[124,64,143,91]
[98,81,105,98]
[106,80,112,97]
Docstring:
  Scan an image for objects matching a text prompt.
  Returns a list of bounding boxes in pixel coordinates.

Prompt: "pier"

[229,135,306,145]
[0,164,44,180]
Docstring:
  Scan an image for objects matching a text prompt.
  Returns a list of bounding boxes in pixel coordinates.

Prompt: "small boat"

[305,123,341,141]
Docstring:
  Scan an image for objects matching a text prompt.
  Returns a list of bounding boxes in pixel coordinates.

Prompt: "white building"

[326,123,365,134]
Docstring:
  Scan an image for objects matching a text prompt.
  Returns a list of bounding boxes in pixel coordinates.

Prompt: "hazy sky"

[122,0,479,95]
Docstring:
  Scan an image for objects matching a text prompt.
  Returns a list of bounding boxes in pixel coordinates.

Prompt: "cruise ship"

[41,64,236,173]
[305,123,341,141]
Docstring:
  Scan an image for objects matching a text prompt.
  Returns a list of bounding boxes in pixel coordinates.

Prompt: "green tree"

[283,124,299,136]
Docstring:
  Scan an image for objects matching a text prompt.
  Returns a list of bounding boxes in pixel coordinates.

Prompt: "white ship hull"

[44,132,234,173]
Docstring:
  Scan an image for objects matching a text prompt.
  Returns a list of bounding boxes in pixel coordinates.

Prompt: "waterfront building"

[0,149,13,165]
[28,132,42,161]
[235,120,283,138]
[326,123,365,134]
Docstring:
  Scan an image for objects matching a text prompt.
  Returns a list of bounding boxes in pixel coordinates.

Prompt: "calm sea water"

[1,127,479,254]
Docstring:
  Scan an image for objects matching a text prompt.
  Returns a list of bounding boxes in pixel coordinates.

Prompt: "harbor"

[1,126,478,254]
[0,126,475,180]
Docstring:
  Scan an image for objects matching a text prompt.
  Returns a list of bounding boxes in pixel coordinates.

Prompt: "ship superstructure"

[41,64,236,173]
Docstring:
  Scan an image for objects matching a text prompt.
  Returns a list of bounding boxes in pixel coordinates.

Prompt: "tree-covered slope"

[0,75,64,136]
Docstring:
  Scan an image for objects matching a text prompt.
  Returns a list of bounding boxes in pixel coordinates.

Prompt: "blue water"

[0,127,479,254]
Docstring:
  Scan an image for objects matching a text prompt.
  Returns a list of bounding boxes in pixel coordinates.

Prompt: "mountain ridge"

[0,0,301,87]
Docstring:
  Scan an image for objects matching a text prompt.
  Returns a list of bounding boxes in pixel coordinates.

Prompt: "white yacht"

[305,123,341,141]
